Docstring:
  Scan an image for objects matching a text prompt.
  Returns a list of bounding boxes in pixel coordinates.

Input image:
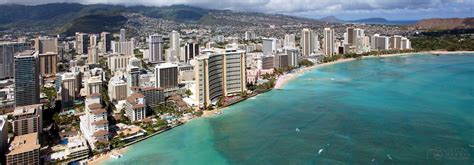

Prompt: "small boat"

[318,149,324,154]
[295,128,300,132]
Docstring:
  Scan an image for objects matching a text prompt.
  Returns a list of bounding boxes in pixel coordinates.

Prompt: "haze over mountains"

[318,16,417,25]
[0,3,471,35]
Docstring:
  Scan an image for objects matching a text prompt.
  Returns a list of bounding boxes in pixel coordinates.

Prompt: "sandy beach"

[201,107,227,118]
[274,50,474,89]
[87,147,128,165]
[274,58,357,89]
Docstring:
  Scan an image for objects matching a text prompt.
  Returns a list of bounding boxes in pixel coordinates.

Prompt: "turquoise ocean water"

[106,54,474,164]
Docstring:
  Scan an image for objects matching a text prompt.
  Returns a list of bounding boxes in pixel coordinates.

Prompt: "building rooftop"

[155,62,178,69]
[93,130,109,137]
[88,103,102,110]
[87,76,102,84]
[7,133,40,155]
[126,93,145,104]
[91,108,107,115]
[13,104,42,116]
[91,119,108,125]
[61,72,77,80]
[15,50,36,58]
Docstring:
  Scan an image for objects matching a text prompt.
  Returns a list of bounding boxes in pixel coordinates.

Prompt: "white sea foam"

[318,149,324,154]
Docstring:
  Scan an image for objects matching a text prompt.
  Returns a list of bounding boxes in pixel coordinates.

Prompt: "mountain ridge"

[318,15,417,25]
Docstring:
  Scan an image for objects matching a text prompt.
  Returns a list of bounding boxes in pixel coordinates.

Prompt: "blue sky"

[0,0,472,20]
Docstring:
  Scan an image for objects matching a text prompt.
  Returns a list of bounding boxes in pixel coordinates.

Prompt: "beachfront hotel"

[194,48,247,108]
[124,93,146,122]
[79,94,109,150]
[323,28,335,56]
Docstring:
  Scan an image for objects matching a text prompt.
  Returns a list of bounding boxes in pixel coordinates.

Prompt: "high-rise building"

[0,115,7,163]
[130,87,165,108]
[111,41,134,56]
[155,63,179,89]
[38,52,57,77]
[75,33,89,55]
[6,133,40,165]
[0,42,30,80]
[85,76,102,96]
[148,34,163,63]
[262,38,276,55]
[346,27,355,45]
[125,93,146,122]
[301,28,316,56]
[284,34,296,48]
[108,76,127,102]
[262,55,275,70]
[194,48,246,108]
[88,46,98,64]
[184,42,199,63]
[245,31,256,40]
[100,32,112,52]
[119,28,126,42]
[389,35,403,50]
[89,34,98,47]
[79,95,109,150]
[34,36,58,54]
[373,34,390,50]
[127,66,140,95]
[60,72,80,107]
[170,30,180,52]
[35,37,58,77]
[401,37,411,50]
[323,28,335,56]
[14,50,40,107]
[285,48,300,67]
[274,53,289,69]
[12,104,43,136]
[106,54,131,71]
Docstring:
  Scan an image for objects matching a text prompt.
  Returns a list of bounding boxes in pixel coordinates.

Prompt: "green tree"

[298,59,314,67]
[185,89,192,96]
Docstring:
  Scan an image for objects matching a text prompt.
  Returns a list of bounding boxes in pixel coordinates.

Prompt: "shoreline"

[274,50,474,89]
[87,147,128,165]
[94,50,473,164]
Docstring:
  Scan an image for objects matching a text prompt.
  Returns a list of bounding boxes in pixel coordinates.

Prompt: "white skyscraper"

[119,28,126,42]
[284,34,296,48]
[169,31,180,61]
[324,28,335,56]
[89,34,98,47]
[87,46,98,64]
[301,28,316,56]
[148,34,163,63]
[170,31,180,51]
[262,38,276,55]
